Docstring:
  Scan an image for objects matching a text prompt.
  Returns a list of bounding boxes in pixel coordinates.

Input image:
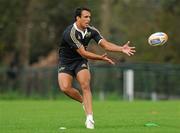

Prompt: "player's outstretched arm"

[76,45,115,65]
[99,39,136,56]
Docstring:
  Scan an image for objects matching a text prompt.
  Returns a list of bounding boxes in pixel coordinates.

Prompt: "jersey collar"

[73,23,87,39]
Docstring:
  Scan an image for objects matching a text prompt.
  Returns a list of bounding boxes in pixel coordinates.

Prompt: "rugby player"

[58,7,135,129]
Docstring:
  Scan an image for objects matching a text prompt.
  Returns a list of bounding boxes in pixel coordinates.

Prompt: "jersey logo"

[85,32,91,38]
[78,35,81,40]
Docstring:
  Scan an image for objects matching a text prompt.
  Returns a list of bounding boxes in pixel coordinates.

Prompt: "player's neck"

[75,22,86,32]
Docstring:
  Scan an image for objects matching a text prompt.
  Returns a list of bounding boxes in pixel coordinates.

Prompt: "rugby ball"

[148,32,168,46]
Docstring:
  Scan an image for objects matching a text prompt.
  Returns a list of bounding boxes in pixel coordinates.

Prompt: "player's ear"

[76,16,81,21]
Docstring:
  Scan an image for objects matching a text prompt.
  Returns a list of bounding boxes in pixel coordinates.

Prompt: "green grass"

[0,100,180,133]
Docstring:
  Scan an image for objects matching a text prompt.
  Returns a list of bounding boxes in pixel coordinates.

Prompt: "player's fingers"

[130,51,135,55]
[126,52,131,56]
[102,53,107,57]
[130,52,134,55]
[127,41,130,44]
[124,41,130,46]
[130,46,136,49]
[109,60,115,65]
[106,58,115,65]
[131,49,136,52]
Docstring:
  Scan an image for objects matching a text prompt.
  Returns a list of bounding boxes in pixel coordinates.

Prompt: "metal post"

[123,69,134,101]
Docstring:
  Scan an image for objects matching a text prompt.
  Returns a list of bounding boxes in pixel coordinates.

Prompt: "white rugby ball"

[148,32,168,46]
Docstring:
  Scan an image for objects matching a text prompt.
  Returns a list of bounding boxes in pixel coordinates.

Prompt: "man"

[58,7,135,129]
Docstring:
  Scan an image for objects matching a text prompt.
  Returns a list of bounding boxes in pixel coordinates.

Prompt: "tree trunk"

[16,0,35,92]
[100,0,112,38]
[17,0,34,69]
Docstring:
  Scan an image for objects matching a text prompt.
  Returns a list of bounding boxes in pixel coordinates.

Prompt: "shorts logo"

[59,67,65,71]
[81,64,87,68]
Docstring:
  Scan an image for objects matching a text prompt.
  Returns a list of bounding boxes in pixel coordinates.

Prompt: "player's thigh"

[76,69,91,88]
[58,73,73,90]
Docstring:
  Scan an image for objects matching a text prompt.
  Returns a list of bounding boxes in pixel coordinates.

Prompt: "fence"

[0,63,180,100]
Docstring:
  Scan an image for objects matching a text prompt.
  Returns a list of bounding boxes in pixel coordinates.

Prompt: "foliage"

[0,0,180,66]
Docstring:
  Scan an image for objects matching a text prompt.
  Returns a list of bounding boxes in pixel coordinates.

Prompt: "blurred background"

[0,0,180,100]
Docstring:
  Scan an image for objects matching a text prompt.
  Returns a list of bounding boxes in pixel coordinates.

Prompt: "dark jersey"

[59,23,103,64]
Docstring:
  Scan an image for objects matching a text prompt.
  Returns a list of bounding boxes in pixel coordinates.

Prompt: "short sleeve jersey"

[59,23,103,64]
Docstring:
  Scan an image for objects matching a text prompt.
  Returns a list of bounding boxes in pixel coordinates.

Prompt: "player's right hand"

[101,53,115,65]
[121,41,136,56]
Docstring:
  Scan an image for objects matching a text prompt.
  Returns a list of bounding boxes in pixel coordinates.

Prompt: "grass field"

[0,100,180,133]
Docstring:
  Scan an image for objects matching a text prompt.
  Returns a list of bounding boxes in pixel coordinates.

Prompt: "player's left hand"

[122,41,136,56]
[101,53,115,65]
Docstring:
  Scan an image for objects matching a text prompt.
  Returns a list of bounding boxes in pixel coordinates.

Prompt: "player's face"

[78,10,91,29]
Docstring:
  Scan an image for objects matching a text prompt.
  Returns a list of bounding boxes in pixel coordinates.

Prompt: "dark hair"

[74,7,91,21]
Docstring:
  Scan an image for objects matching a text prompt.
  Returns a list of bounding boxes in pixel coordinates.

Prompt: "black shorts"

[58,59,89,77]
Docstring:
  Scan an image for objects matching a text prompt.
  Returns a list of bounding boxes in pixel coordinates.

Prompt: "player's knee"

[60,84,70,93]
[81,82,90,92]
